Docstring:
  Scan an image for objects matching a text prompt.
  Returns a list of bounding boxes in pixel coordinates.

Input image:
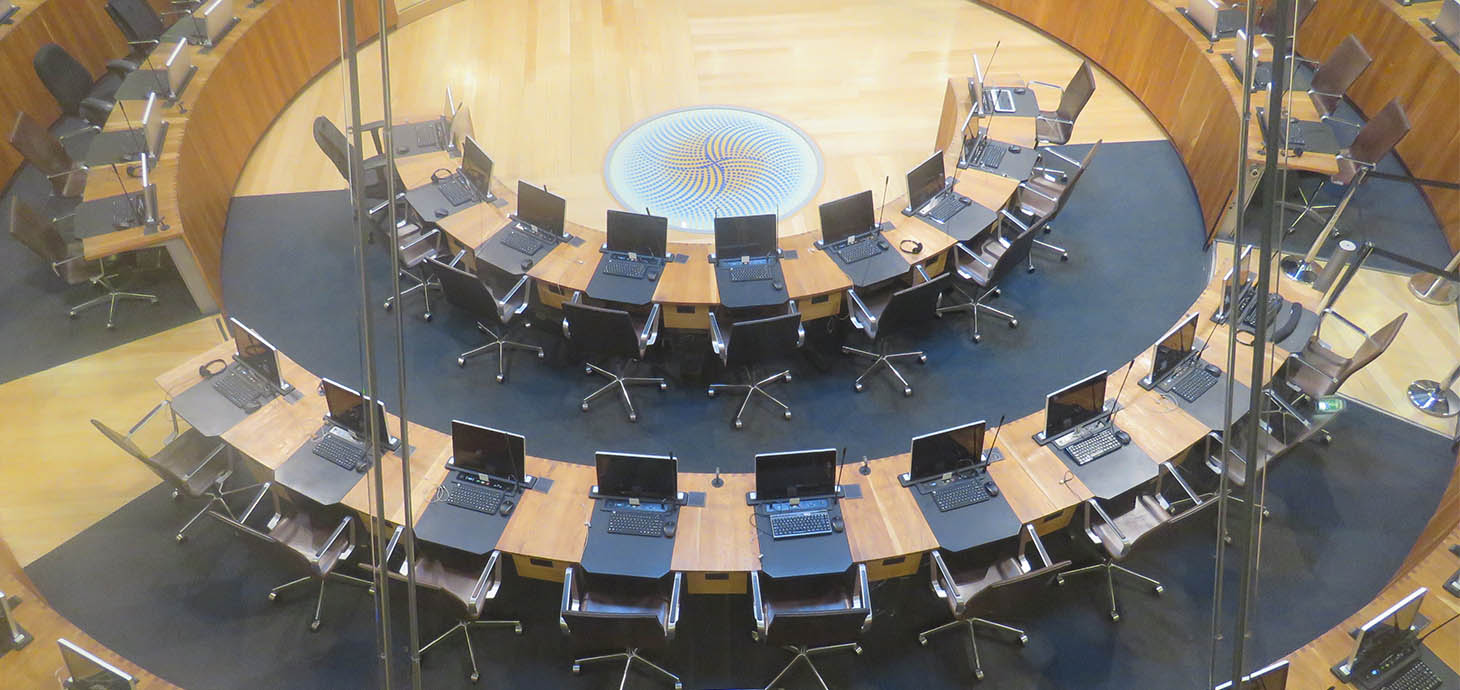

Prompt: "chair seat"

[270,511,350,576]
[150,428,227,497]
[762,577,856,629]
[1092,495,1169,561]
[940,556,1025,617]
[1035,115,1069,144]
[577,577,670,627]
[413,554,489,618]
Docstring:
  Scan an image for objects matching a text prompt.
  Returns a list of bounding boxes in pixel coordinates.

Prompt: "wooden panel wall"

[1299,0,1460,251]
[174,0,395,308]
[0,0,131,183]
[979,0,1243,242]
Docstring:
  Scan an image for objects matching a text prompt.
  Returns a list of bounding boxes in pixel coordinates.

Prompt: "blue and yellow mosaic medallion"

[604,106,823,232]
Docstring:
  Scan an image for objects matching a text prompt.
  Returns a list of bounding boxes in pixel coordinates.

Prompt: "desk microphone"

[858,455,871,476]
[107,162,141,226]
[114,98,146,161]
[711,466,723,488]
[875,175,889,233]
[982,414,1006,466]
[1106,357,1138,432]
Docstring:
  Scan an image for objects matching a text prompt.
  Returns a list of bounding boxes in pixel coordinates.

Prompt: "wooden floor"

[236,0,1167,237]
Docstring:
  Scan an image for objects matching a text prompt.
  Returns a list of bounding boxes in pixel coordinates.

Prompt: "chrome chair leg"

[581,362,667,423]
[708,369,792,428]
[69,282,158,330]
[457,322,544,383]
[764,643,861,690]
[1033,239,1069,262]
[843,345,927,397]
[420,618,522,683]
[939,285,1017,343]
[1282,179,1339,234]
[1056,559,1163,622]
[919,616,1028,680]
[383,268,439,320]
[572,648,681,690]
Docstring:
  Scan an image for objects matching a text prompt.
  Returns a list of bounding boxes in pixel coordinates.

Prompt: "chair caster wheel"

[784,373,792,382]
[1060,254,1069,262]
[175,533,186,543]
[1009,319,1019,329]
[423,312,432,322]
[107,322,115,330]
[707,389,716,398]
[659,382,668,391]
[495,374,505,383]
[972,333,982,343]
[918,354,927,364]
[854,382,864,392]
[903,387,914,397]
[310,620,321,632]
[853,644,863,655]
[628,414,638,423]
[268,592,278,601]
[1109,611,1120,622]
[734,419,743,430]
[1027,266,1037,274]
[584,366,593,375]
[1261,508,1270,518]
[172,489,182,501]
[675,683,684,690]
[783,411,792,420]
[537,351,545,359]
[1154,585,1164,595]
[992,288,1001,298]
[383,301,393,311]
[1056,576,1065,586]
[975,669,985,680]
[918,635,929,646]
[514,624,523,634]
[581,403,590,412]
[1017,634,1029,646]
[470,672,479,683]
[457,358,466,367]
[571,664,581,675]
[68,311,78,319]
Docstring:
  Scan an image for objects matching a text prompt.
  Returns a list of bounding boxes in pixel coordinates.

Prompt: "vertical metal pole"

[371,1,423,687]
[341,0,393,685]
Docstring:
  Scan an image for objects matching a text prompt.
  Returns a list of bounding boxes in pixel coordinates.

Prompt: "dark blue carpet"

[219,140,1210,474]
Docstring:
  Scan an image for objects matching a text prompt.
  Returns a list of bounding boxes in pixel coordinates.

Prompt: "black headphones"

[199,359,228,378]
[430,168,454,184]
[899,238,924,255]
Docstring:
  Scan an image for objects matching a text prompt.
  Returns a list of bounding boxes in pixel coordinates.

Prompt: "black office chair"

[10,199,159,328]
[429,256,543,383]
[1029,61,1095,146]
[1056,462,1208,621]
[33,44,134,127]
[843,272,948,397]
[751,564,871,690]
[370,527,522,683]
[706,308,804,428]
[562,296,667,422]
[937,210,1040,343]
[8,111,88,199]
[920,526,1069,681]
[560,567,683,689]
[312,115,402,212]
[106,0,187,56]
[381,221,442,320]
[1257,0,1317,38]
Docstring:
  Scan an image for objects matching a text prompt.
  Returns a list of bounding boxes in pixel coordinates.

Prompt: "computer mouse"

[646,269,660,282]
[355,459,370,473]
[520,258,534,271]
[396,146,410,155]
[1204,363,1221,375]
[876,240,889,251]
[242,398,262,414]
[1114,430,1131,445]
[662,520,676,538]
[434,208,449,219]
[985,481,1000,497]
[958,196,972,205]
[830,516,845,533]
[1008,144,1021,154]
[499,499,515,516]
[1014,87,1026,95]
[771,280,784,291]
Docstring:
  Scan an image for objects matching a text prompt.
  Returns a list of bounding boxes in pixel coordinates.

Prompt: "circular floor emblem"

[605,106,823,232]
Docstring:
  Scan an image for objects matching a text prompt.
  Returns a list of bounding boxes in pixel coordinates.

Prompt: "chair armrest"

[1307,87,1343,101]
[1320,114,1362,131]
[855,563,872,632]
[499,274,531,319]
[180,441,228,482]
[1035,113,1074,126]
[236,481,273,525]
[1018,180,1060,202]
[915,263,932,282]
[1027,80,1065,94]
[1293,55,1321,66]
[956,240,993,270]
[1087,498,1128,545]
[1313,308,1370,343]
[205,503,275,543]
[126,400,172,437]
[750,571,767,639]
[707,310,726,359]
[666,571,683,639]
[127,39,162,48]
[58,125,100,141]
[928,550,960,611]
[106,59,139,76]
[45,167,87,180]
[399,227,440,251]
[367,193,407,218]
[312,515,353,563]
[845,288,875,332]
[999,208,1032,233]
[469,550,503,607]
[1019,523,1055,570]
[558,566,576,633]
[349,120,387,154]
[639,303,662,349]
[382,525,405,570]
[1039,147,1082,167]
[1160,461,1204,509]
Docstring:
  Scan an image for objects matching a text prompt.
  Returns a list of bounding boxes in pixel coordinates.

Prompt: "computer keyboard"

[417,122,442,147]
[1167,366,1219,403]
[836,240,882,264]
[606,510,667,537]
[1240,293,1284,330]
[313,432,367,471]
[602,258,648,279]
[925,194,965,223]
[443,479,505,514]
[438,174,475,206]
[983,88,1017,113]
[1375,660,1441,690]
[976,141,1006,169]
[211,365,272,410]
[1064,428,1123,466]
[931,479,992,512]
[501,229,542,255]
[769,510,833,539]
[728,263,774,282]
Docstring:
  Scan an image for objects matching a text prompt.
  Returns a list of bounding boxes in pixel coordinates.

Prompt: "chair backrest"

[90,418,189,495]
[988,219,1041,285]
[1347,100,1410,167]
[564,301,643,360]
[725,311,802,367]
[1056,61,1096,124]
[877,273,950,334]
[106,0,166,45]
[9,200,68,264]
[561,609,668,649]
[428,257,504,325]
[764,608,870,648]
[1062,139,1102,195]
[1258,0,1316,37]
[1338,311,1407,383]
[33,44,93,116]
[1309,35,1371,115]
[9,111,75,179]
[312,116,353,182]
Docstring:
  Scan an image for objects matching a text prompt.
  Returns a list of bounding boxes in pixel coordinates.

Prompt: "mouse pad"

[580,506,676,579]
[414,500,509,555]
[913,483,1022,553]
[274,441,369,506]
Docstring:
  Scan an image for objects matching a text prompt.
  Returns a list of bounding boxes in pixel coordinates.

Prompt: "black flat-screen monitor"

[517,180,566,236]
[1346,587,1427,679]
[1150,312,1199,382]
[227,316,284,390]
[321,378,391,446]
[714,213,778,258]
[449,420,525,481]
[1044,370,1108,440]
[461,136,493,197]
[594,452,677,501]
[1213,659,1289,690]
[909,420,985,482]
[59,639,136,690]
[605,209,668,258]
[448,102,473,153]
[818,189,876,245]
[906,150,947,212]
[755,448,838,501]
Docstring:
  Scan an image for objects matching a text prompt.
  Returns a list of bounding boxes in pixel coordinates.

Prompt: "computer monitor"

[594,452,677,502]
[165,39,190,100]
[141,93,163,161]
[606,210,669,258]
[906,150,947,212]
[201,0,233,46]
[1213,659,1289,690]
[1188,0,1223,41]
[714,213,778,258]
[448,102,473,154]
[1432,0,1460,45]
[460,136,494,199]
[909,420,986,483]
[0,589,28,652]
[517,180,566,237]
[227,316,286,391]
[1342,587,1428,679]
[58,638,136,690]
[1044,370,1109,440]
[449,420,525,481]
[1233,29,1260,88]
[754,448,838,502]
[321,378,391,447]
[818,189,876,245]
[1149,312,1200,383]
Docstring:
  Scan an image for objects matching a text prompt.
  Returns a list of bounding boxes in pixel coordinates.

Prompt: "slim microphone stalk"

[875,175,889,233]
[1108,358,1138,428]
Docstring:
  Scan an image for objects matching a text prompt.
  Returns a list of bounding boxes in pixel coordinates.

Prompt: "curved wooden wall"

[1298,0,1460,251]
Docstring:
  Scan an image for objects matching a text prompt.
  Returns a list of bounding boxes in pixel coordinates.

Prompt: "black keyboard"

[606,510,666,537]
[501,229,542,255]
[836,240,882,264]
[443,479,505,514]
[932,479,992,512]
[211,365,272,410]
[769,510,833,539]
[602,258,648,279]
[438,174,475,206]
[313,431,366,471]
[977,142,1006,169]
[1167,366,1219,403]
[1376,661,1441,690]
[1063,428,1122,466]
[417,122,442,147]
[925,194,965,223]
[1240,293,1284,330]
[728,263,774,282]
